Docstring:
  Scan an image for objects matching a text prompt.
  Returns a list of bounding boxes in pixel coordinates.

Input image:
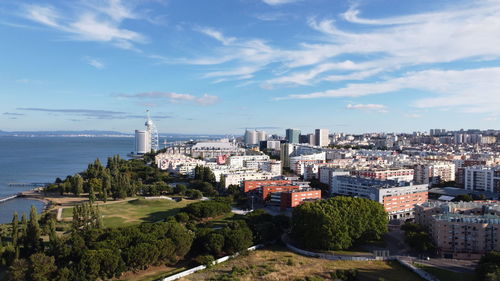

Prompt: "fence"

[160,245,263,281]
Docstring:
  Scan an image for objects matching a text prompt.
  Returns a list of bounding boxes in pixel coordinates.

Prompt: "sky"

[0,0,499,135]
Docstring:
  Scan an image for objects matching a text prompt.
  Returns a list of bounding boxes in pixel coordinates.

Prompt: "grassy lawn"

[181,246,425,281]
[415,263,477,281]
[62,198,197,228]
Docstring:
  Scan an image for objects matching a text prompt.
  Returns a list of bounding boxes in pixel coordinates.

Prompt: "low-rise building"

[280,188,322,210]
[243,179,292,192]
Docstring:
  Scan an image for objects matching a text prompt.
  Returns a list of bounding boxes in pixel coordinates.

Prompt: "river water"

[0,136,134,223]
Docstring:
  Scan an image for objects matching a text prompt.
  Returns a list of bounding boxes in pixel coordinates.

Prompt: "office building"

[315,128,329,147]
[286,129,301,144]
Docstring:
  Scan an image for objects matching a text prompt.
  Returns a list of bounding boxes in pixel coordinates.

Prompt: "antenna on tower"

[145,110,159,152]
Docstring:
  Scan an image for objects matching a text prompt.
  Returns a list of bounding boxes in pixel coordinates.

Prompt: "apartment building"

[350,168,414,182]
[332,176,428,219]
[413,162,455,186]
[415,201,500,259]
[464,166,500,193]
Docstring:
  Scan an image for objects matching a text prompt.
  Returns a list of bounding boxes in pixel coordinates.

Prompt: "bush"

[183,201,231,219]
[330,269,358,281]
[194,254,215,267]
[175,212,190,223]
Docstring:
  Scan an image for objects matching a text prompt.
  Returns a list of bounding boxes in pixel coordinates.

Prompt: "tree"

[190,189,203,200]
[222,221,253,254]
[11,212,19,247]
[174,184,187,195]
[205,232,225,256]
[72,203,102,232]
[477,251,500,281]
[71,174,84,196]
[89,186,96,203]
[219,174,226,189]
[29,253,56,281]
[24,206,41,255]
[7,259,28,281]
[291,196,388,250]
[102,188,108,203]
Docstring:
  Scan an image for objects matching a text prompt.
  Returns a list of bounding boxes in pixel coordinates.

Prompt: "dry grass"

[116,264,182,281]
[179,246,424,281]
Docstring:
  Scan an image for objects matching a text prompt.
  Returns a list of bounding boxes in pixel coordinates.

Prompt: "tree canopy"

[291,196,388,250]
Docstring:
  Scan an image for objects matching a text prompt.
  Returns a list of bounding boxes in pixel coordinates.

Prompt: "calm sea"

[0,137,134,223]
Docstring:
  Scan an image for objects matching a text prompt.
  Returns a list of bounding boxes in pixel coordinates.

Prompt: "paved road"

[399,256,477,273]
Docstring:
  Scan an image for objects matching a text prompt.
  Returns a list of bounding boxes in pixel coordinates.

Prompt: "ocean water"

[0,137,134,223]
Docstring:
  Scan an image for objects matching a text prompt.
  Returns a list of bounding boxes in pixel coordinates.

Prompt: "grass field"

[415,263,477,281]
[62,198,197,228]
[179,246,425,281]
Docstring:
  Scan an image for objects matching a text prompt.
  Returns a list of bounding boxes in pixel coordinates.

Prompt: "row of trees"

[5,215,194,281]
[291,196,388,250]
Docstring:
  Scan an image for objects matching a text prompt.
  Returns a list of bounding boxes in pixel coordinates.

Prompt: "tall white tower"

[145,110,159,152]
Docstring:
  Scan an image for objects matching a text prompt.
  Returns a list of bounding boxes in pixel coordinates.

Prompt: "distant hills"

[0,130,228,138]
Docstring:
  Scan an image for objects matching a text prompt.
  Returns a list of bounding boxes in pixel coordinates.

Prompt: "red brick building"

[280,188,322,210]
[243,179,291,192]
[261,185,300,200]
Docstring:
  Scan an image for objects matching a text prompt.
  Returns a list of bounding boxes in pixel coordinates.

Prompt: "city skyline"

[1,0,500,134]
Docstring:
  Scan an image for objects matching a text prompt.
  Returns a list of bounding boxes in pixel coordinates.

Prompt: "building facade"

[332,176,428,219]
[315,128,329,147]
[415,201,500,259]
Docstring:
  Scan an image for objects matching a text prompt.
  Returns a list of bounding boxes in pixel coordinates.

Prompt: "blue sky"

[0,0,499,135]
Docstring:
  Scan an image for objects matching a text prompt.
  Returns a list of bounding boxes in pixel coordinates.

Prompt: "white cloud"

[281,67,500,115]
[23,1,146,49]
[196,27,236,45]
[404,113,422,119]
[261,0,301,6]
[346,103,388,113]
[121,92,220,106]
[84,57,105,69]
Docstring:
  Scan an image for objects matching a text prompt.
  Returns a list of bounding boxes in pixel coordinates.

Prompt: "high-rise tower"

[145,110,159,152]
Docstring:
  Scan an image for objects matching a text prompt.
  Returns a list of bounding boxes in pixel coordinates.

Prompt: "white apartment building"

[318,166,350,186]
[227,155,270,168]
[223,171,279,188]
[155,153,206,177]
[289,152,326,174]
[413,162,455,185]
[464,166,500,193]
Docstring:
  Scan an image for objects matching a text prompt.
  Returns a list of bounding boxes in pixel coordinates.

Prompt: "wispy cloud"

[281,67,500,115]
[346,104,387,113]
[195,26,236,45]
[23,1,146,50]
[3,112,25,116]
[404,113,422,119]
[261,0,301,6]
[238,126,282,130]
[16,107,169,120]
[120,92,220,106]
[84,57,105,69]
